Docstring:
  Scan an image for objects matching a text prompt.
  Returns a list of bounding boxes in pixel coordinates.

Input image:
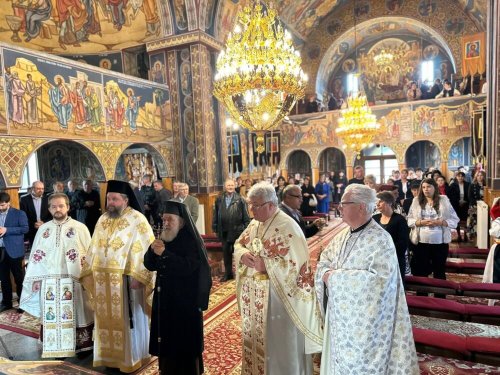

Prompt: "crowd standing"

[0,161,496,374]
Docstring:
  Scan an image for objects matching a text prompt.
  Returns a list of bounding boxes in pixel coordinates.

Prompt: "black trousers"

[222,238,235,277]
[159,354,203,375]
[0,249,25,306]
[411,242,449,279]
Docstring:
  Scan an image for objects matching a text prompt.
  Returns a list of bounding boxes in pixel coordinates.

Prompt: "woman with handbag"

[407,178,459,287]
[300,176,316,216]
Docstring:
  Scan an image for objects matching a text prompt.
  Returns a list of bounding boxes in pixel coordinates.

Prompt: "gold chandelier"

[336,94,381,157]
[373,49,394,66]
[213,0,307,153]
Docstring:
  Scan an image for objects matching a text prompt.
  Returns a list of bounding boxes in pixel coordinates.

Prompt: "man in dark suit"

[20,180,51,246]
[152,180,172,227]
[348,166,365,185]
[0,192,29,313]
[212,179,250,281]
[279,185,325,238]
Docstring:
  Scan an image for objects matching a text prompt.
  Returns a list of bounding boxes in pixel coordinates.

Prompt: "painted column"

[486,0,500,204]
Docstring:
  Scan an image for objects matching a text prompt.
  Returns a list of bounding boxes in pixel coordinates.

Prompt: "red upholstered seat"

[405,276,460,290]
[464,304,500,316]
[466,337,500,354]
[412,327,469,354]
[459,282,500,300]
[201,234,219,241]
[446,262,486,275]
[303,216,320,222]
[204,242,223,251]
[406,295,466,313]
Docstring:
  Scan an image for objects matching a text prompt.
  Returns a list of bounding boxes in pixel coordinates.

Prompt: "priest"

[483,197,500,305]
[81,180,155,373]
[315,184,419,374]
[234,182,322,375]
[20,193,93,358]
[144,200,211,374]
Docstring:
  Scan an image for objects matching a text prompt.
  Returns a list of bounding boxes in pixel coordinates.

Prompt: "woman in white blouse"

[407,178,459,284]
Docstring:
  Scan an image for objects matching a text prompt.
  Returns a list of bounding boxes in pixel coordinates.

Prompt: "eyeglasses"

[249,201,271,210]
[287,194,302,199]
[338,201,359,209]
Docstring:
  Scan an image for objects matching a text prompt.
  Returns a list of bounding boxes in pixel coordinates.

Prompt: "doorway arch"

[405,140,441,171]
[287,150,312,180]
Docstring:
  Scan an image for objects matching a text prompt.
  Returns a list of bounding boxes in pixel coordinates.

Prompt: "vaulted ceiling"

[0,0,486,55]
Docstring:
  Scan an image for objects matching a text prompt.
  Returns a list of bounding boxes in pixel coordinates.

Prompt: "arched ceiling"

[271,0,486,41]
[315,17,457,95]
[0,1,487,56]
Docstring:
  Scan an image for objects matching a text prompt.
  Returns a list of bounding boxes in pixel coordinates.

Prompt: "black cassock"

[144,228,208,375]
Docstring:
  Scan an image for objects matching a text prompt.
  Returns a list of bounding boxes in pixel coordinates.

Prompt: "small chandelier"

[336,94,381,157]
[373,49,393,66]
[213,0,307,153]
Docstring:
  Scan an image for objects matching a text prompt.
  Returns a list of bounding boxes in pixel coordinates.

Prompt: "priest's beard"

[53,212,68,222]
[160,227,180,243]
[107,205,125,218]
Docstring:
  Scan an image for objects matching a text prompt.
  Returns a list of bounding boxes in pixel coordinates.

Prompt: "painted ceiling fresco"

[0,1,486,56]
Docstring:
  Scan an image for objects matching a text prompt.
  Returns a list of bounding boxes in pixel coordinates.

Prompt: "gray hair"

[248,182,278,206]
[344,183,376,214]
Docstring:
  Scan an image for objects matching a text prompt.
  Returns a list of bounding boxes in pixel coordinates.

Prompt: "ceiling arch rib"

[315,16,457,96]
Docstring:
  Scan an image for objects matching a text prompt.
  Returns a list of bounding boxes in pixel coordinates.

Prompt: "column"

[486,0,500,204]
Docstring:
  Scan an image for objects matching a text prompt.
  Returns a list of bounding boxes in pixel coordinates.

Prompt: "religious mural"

[281,95,485,169]
[37,141,106,189]
[0,44,171,143]
[2,0,161,54]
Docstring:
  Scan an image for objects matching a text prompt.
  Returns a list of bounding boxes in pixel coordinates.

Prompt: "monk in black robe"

[144,201,212,375]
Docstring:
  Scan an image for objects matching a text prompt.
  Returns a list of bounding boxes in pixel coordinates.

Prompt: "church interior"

[0,0,499,373]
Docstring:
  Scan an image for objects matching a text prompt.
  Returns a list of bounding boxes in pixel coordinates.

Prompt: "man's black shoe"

[220,274,234,282]
[17,308,24,314]
[0,304,13,313]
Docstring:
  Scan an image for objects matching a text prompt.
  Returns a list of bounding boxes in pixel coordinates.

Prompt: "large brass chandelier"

[336,94,381,157]
[373,49,394,66]
[213,1,307,153]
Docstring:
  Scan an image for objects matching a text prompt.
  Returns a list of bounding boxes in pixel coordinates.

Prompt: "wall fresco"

[281,95,485,170]
[0,44,171,143]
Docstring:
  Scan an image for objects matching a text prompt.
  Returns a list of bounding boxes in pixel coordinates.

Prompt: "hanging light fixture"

[336,0,382,158]
[336,94,381,157]
[213,0,307,153]
[373,49,394,66]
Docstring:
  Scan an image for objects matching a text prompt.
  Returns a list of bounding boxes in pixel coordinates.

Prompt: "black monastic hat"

[106,180,143,213]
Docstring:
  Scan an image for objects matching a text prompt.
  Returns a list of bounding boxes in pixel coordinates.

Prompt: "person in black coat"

[394,169,412,203]
[402,182,420,216]
[373,191,409,280]
[212,179,251,281]
[71,179,101,235]
[19,181,51,246]
[300,176,316,217]
[449,171,470,241]
[144,201,212,375]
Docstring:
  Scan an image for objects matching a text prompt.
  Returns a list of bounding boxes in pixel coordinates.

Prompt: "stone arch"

[285,150,313,178]
[115,143,170,183]
[405,140,443,170]
[447,136,472,171]
[317,147,347,173]
[0,168,6,190]
[315,17,457,96]
[31,140,107,189]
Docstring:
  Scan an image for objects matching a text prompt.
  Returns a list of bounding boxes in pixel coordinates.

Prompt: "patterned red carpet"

[1,278,499,374]
[0,308,40,338]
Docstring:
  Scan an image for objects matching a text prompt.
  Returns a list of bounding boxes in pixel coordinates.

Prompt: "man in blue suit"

[0,192,29,313]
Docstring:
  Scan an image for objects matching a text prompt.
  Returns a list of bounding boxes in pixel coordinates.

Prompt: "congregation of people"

[0,160,497,374]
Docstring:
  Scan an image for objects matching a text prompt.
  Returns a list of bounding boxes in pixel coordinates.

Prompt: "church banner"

[461,32,486,76]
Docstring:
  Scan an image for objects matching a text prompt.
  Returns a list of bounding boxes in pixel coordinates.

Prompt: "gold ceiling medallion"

[213,0,307,154]
[336,94,381,158]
